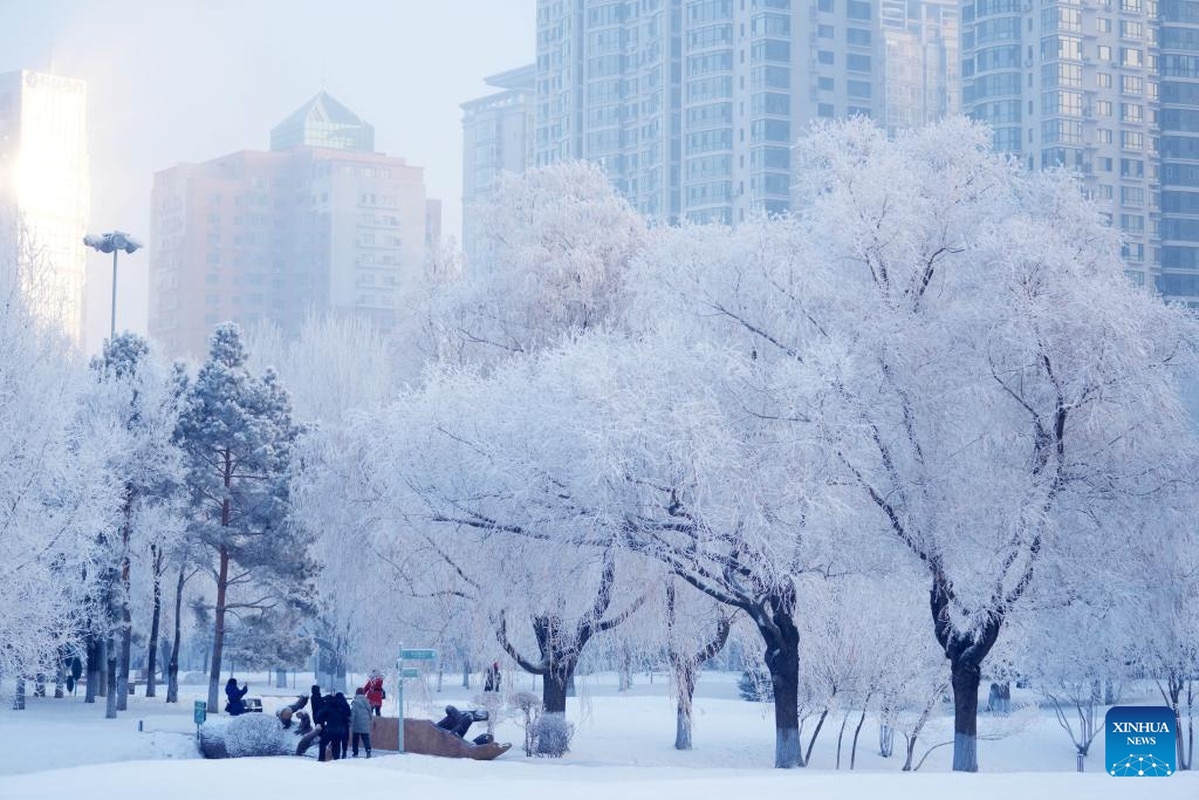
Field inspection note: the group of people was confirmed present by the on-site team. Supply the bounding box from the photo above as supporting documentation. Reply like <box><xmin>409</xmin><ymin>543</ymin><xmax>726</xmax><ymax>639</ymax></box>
<box><xmin>225</xmin><ymin>665</ymin><xmax>498</xmax><ymax>758</ymax></box>
<box><xmin>271</xmin><ymin>672</ymin><xmax>387</xmax><ymax>760</ymax></box>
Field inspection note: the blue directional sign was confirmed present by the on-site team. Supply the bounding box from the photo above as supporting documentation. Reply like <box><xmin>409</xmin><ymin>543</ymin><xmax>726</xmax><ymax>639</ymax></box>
<box><xmin>400</xmin><ymin>648</ymin><xmax>437</xmax><ymax>660</ymax></box>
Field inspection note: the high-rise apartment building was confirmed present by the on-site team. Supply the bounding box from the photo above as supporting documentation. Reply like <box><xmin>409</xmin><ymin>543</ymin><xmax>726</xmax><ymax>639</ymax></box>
<box><xmin>529</xmin><ymin>0</ymin><xmax>957</xmax><ymax>227</ymax></box>
<box><xmin>150</xmin><ymin>92</ymin><xmax>440</xmax><ymax>358</ymax></box>
<box><xmin>0</xmin><ymin>70</ymin><xmax>90</xmax><ymax>341</ymax></box>
<box><xmin>1158</xmin><ymin>0</ymin><xmax>1199</xmax><ymax>303</ymax></box>
<box><xmin>881</xmin><ymin>1</ymin><xmax>960</xmax><ymax>133</ymax></box>
<box><xmin>959</xmin><ymin>0</ymin><xmax>1199</xmax><ymax>298</ymax></box>
<box><xmin>461</xmin><ymin>64</ymin><xmax>536</xmax><ymax>275</ymax></box>
<box><xmin>536</xmin><ymin>0</ymin><xmax>681</xmax><ymax>221</ymax></box>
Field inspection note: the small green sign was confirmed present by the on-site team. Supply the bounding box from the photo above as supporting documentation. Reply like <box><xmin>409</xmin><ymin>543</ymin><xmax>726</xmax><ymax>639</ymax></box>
<box><xmin>400</xmin><ymin>648</ymin><xmax>437</xmax><ymax>660</ymax></box>
<box><xmin>193</xmin><ymin>700</ymin><xmax>207</xmax><ymax>725</ymax></box>
<box><xmin>400</xmin><ymin>667</ymin><xmax>421</xmax><ymax>678</ymax></box>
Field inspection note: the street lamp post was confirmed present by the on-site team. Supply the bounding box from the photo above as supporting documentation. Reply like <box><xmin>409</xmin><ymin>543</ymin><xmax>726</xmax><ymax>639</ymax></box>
<box><xmin>83</xmin><ymin>230</ymin><xmax>143</xmax><ymax>338</ymax></box>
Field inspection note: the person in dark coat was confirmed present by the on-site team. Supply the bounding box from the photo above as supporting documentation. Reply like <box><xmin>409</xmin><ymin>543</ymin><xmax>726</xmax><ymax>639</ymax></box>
<box><xmin>224</xmin><ymin>677</ymin><xmax>248</xmax><ymax>716</ymax></box>
<box><xmin>436</xmin><ymin>705</ymin><xmax>487</xmax><ymax>738</ymax></box>
<box><xmin>319</xmin><ymin>691</ymin><xmax>352</xmax><ymax>761</ymax></box>
<box><xmin>310</xmin><ymin>685</ymin><xmax>326</xmax><ymax>726</ymax></box>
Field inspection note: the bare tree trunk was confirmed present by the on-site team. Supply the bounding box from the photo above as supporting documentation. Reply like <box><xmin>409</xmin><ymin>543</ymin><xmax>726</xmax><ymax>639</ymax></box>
<box><xmin>759</xmin><ymin>604</ymin><xmax>801</xmax><ymax>768</ymax></box>
<box><xmin>116</xmin><ymin>498</ymin><xmax>133</xmax><ymax>712</ymax></box>
<box><xmin>207</xmin><ymin>544</ymin><xmax>230</xmax><ymax>713</ymax></box>
<box><xmin>85</xmin><ymin>636</ymin><xmax>100</xmax><ymax>703</ymax></box>
<box><xmin>105</xmin><ymin>636</ymin><xmax>118</xmax><ymax>719</ymax></box>
<box><xmin>804</xmin><ymin>705</ymin><xmax>831</xmax><ymax>766</ymax></box>
<box><xmin>950</xmin><ymin>659</ymin><xmax>981</xmax><ymax>772</ymax></box>
<box><xmin>12</xmin><ymin>678</ymin><xmax>25</xmax><ymax>710</ymax></box>
<box><xmin>850</xmin><ymin>702</ymin><xmax>869</xmax><ymax>769</ymax></box>
<box><xmin>836</xmin><ymin>711</ymin><xmax>851</xmax><ymax>769</ymax></box>
<box><xmin>167</xmin><ymin>566</ymin><xmax>186</xmax><ymax>703</ymax></box>
<box><xmin>145</xmin><ymin>544</ymin><xmax>164</xmax><ymax>698</ymax></box>
<box><xmin>931</xmin><ymin>577</ymin><xmax>1001</xmax><ymax>773</ymax></box>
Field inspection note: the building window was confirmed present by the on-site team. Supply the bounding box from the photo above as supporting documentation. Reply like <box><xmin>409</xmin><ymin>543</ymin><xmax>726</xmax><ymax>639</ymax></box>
<box><xmin>1122</xmin><ymin>130</ymin><xmax>1144</xmax><ymax>150</ymax></box>
<box><xmin>818</xmin><ymin>50</ymin><xmax>834</xmax><ymax>65</ymax></box>
<box><xmin>847</xmin><ymin>28</ymin><xmax>871</xmax><ymax>46</ymax></box>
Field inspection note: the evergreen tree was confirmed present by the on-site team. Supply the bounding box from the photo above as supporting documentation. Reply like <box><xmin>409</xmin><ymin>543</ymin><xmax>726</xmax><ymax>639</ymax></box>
<box><xmin>175</xmin><ymin>323</ymin><xmax>317</xmax><ymax>713</ymax></box>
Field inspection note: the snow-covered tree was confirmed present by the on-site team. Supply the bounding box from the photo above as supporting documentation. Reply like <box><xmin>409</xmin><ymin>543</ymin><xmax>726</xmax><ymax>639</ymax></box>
<box><xmin>175</xmin><ymin>323</ymin><xmax>318</xmax><ymax>712</ymax></box>
<box><xmin>0</xmin><ymin>216</ymin><xmax>116</xmax><ymax>702</ymax></box>
<box><xmin>643</xmin><ymin>116</ymin><xmax>1199</xmax><ymax>771</ymax></box>
<box><xmin>86</xmin><ymin>334</ymin><xmax>187</xmax><ymax>711</ymax></box>
<box><xmin>249</xmin><ymin>313</ymin><xmax>397</xmax><ymax>683</ymax></box>
<box><xmin>428</xmin><ymin>161</ymin><xmax>647</xmax><ymax>371</ymax></box>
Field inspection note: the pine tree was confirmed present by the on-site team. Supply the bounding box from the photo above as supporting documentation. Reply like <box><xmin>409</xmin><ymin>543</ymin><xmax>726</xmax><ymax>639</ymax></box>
<box><xmin>175</xmin><ymin>323</ymin><xmax>317</xmax><ymax>713</ymax></box>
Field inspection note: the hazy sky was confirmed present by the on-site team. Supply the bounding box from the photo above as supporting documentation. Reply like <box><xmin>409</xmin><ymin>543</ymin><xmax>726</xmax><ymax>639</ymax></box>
<box><xmin>0</xmin><ymin>0</ymin><xmax>535</xmax><ymax>350</ymax></box>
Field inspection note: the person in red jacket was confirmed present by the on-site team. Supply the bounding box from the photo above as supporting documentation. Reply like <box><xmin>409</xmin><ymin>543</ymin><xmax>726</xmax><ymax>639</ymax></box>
<box><xmin>363</xmin><ymin>671</ymin><xmax>385</xmax><ymax>717</ymax></box>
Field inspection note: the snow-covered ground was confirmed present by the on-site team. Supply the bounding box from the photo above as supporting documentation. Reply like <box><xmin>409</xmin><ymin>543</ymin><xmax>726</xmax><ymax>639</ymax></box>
<box><xmin>1</xmin><ymin>671</ymin><xmax>1194</xmax><ymax>799</ymax></box>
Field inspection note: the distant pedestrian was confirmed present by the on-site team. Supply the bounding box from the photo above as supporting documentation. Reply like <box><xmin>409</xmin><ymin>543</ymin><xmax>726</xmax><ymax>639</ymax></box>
<box><xmin>363</xmin><ymin>671</ymin><xmax>385</xmax><ymax>717</ymax></box>
<box><xmin>350</xmin><ymin>688</ymin><xmax>373</xmax><ymax>757</ymax></box>
<box><xmin>224</xmin><ymin>677</ymin><xmax>248</xmax><ymax>716</ymax></box>
<box><xmin>484</xmin><ymin>661</ymin><xmax>502</xmax><ymax>693</ymax></box>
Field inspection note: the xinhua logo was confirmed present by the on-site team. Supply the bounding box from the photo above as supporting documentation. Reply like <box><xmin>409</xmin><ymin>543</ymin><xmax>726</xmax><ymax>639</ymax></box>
<box><xmin>1106</xmin><ymin>706</ymin><xmax>1176</xmax><ymax>777</ymax></box>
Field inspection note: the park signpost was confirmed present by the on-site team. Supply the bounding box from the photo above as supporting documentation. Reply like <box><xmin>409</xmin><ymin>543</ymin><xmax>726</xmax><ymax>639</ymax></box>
<box><xmin>395</xmin><ymin>646</ymin><xmax>437</xmax><ymax>753</ymax></box>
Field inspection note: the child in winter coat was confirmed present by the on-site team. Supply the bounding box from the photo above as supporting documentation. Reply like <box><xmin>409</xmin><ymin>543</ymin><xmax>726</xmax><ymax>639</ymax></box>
<box><xmin>350</xmin><ymin>688</ymin><xmax>373</xmax><ymax>757</ymax></box>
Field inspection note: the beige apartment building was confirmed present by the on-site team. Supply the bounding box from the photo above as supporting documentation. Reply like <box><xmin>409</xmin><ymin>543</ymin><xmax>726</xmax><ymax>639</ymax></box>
<box><xmin>150</xmin><ymin>92</ymin><xmax>439</xmax><ymax>358</ymax></box>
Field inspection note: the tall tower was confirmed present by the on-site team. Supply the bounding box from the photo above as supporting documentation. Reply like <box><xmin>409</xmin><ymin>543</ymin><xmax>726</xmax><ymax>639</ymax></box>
<box><xmin>0</xmin><ymin>70</ymin><xmax>90</xmax><ymax>341</ymax></box>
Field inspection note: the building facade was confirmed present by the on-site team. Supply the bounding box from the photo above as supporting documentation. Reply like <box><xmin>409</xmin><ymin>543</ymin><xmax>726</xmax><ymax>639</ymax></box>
<box><xmin>0</xmin><ymin>70</ymin><xmax>90</xmax><ymax>341</ymax></box>
<box><xmin>1158</xmin><ymin>0</ymin><xmax>1199</xmax><ymax>302</ymax></box>
<box><xmin>958</xmin><ymin>0</ymin><xmax>1199</xmax><ymax>297</ymax></box>
<box><xmin>529</xmin><ymin>0</ymin><xmax>957</xmax><ymax>226</ymax></box>
<box><xmin>461</xmin><ymin>64</ymin><xmax>535</xmax><ymax>275</ymax></box>
<box><xmin>150</xmin><ymin>93</ymin><xmax>439</xmax><ymax>358</ymax></box>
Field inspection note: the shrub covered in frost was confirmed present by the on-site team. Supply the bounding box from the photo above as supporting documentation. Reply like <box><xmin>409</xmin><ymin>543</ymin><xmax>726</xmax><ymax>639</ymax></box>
<box><xmin>532</xmin><ymin>712</ymin><xmax>573</xmax><ymax>758</ymax></box>
<box><xmin>222</xmin><ymin>713</ymin><xmax>293</xmax><ymax>757</ymax></box>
